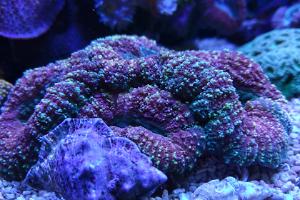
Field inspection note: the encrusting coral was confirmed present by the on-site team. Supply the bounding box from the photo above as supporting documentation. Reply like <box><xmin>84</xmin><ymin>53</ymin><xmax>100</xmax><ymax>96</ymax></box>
<box><xmin>25</xmin><ymin>118</ymin><xmax>167</xmax><ymax>200</ymax></box>
<box><xmin>0</xmin><ymin>35</ymin><xmax>291</xmax><ymax>181</ymax></box>
<box><xmin>240</xmin><ymin>28</ymin><xmax>300</xmax><ymax>99</ymax></box>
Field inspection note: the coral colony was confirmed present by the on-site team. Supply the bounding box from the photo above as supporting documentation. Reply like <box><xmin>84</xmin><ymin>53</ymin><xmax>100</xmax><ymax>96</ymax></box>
<box><xmin>0</xmin><ymin>1</ymin><xmax>300</xmax><ymax>200</ymax></box>
<box><xmin>240</xmin><ymin>28</ymin><xmax>300</xmax><ymax>99</ymax></box>
<box><xmin>0</xmin><ymin>79</ymin><xmax>12</xmax><ymax>108</ymax></box>
<box><xmin>0</xmin><ymin>0</ymin><xmax>65</xmax><ymax>39</ymax></box>
<box><xmin>0</xmin><ymin>35</ymin><xmax>293</xmax><ymax>198</ymax></box>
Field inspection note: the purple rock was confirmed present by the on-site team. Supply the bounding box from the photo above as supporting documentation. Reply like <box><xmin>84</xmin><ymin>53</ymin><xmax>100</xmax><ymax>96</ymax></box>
<box><xmin>24</xmin><ymin>118</ymin><xmax>167</xmax><ymax>200</ymax></box>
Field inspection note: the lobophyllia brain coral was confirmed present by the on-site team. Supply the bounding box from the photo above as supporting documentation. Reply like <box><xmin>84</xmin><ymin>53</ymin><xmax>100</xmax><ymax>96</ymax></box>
<box><xmin>0</xmin><ymin>79</ymin><xmax>12</xmax><ymax>109</ymax></box>
<box><xmin>0</xmin><ymin>35</ymin><xmax>291</xmax><ymax>181</ymax></box>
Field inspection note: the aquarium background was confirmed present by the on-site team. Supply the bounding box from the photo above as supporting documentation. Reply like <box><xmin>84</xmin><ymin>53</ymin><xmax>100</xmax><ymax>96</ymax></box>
<box><xmin>1</xmin><ymin>0</ymin><xmax>297</xmax><ymax>82</ymax></box>
<box><xmin>0</xmin><ymin>0</ymin><xmax>300</xmax><ymax>199</ymax></box>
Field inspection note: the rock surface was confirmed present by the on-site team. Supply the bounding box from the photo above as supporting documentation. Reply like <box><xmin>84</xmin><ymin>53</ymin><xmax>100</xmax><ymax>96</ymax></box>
<box><xmin>25</xmin><ymin>118</ymin><xmax>167</xmax><ymax>200</ymax></box>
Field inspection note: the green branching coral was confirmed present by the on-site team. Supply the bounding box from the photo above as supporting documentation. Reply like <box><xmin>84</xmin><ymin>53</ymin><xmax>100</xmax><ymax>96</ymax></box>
<box><xmin>239</xmin><ymin>29</ymin><xmax>300</xmax><ymax>99</ymax></box>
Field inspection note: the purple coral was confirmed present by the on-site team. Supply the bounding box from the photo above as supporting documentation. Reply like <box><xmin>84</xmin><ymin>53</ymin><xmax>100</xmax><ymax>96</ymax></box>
<box><xmin>224</xmin><ymin>98</ymin><xmax>291</xmax><ymax>167</ymax></box>
<box><xmin>187</xmin><ymin>50</ymin><xmax>285</xmax><ymax>102</ymax></box>
<box><xmin>0</xmin><ymin>80</ymin><xmax>12</xmax><ymax>109</ymax></box>
<box><xmin>112</xmin><ymin>126</ymin><xmax>205</xmax><ymax>174</ymax></box>
<box><xmin>152</xmin><ymin>51</ymin><xmax>243</xmax><ymax>152</ymax></box>
<box><xmin>0</xmin><ymin>0</ymin><xmax>65</xmax><ymax>39</ymax></box>
<box><xmin>0</xmin><ymin>114</ymin><xmax>37</xmax><ymax>179</ymax></box>
<box><xmin>115</xmin><ymin>85</ymin><xmax>194</xmax><ymax>132</ymax></box>
<box><xmin>25</xmin><ymin>118</ymin><xmax>167</xmax><ymax>200</ymax></box>
<box><xmin>244</xmin><ymin>98</ymin><xmax>291</xmax><ymax>167</ymax></box>
<box><xmin>0</xmin><ymin>35</ymin><xmax>290</xmax><ymax>181</ymax></box>
<box><xmin>79</xmin><ymin>85</ymin><xmax>206</xmax><ymax>174</ymax></box>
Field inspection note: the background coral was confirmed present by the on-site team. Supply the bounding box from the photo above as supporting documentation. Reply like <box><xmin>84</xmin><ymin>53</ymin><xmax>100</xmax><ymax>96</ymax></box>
<box><xmin>191</xmin><ymin>38</ymin><xmax>237</xmax><ymax>51</ymax></box>
<box><xmin>272</xmin><ymin>3</ymin><xmax>300</xmax><ymax>29</ymax></box>
<box><xmin>1</xmin><ymin>0</ymin><xmax>298</xmax><ymax>84</ymax></box>
<box><xmin>0</xmin><ymin>0</ymin><xmax>65</xmax><ymax>39</ymax></box>
<box><xmin>94</xmin><ymin>0</ymin><xmax>137</xmax><ymax>29</ymax></box>
<box><xmin>25</xmin><ymin>118</ymin><xmax>167</xmax><ymax>200</ymax></box>
<box><xmin>93</xmin><ymin>0</ymin><xmax>247</xmax><ymax>36</ymax></box>
<box><xmin>196</xmin><ymin>0</ymin><xmax>247</xmax><ymax>35</ymax></box>
<box><xmin>240</xmin><ymin>28</ymin><xmax>300</xmax><ymax>99</ymax></box>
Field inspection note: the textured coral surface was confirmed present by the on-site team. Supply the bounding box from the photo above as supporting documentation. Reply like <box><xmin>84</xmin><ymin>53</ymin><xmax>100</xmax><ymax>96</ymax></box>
<box><xmin>0</xmin><ymin>35</ymin><xmax>291</xmax><ymax>181</ymax></box>
<box><xmin>0</xmin><ymin>0</ymin><xmax>65</xmax><ymax>39</ymax></box>
<box><xmin>240</xmin><ymin>28</ymin><xmax>300</xmax><ymax>99</ymax></box>
<box><xmin>0</xmin><ymin>79</ymin><xmax>12</xmax><ymax>109</ymax></box>
<box><xmin>151</xmin><ymin>99</ymin><xmax>300</xmax><ymax>200</ymax></box>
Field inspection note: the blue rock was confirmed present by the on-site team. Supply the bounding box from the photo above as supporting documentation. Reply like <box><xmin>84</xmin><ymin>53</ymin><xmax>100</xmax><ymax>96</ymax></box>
<box><xmin>192</xmin><ymin>177</ymin><xmax>290</xmax><ymax>200</ymax></box>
